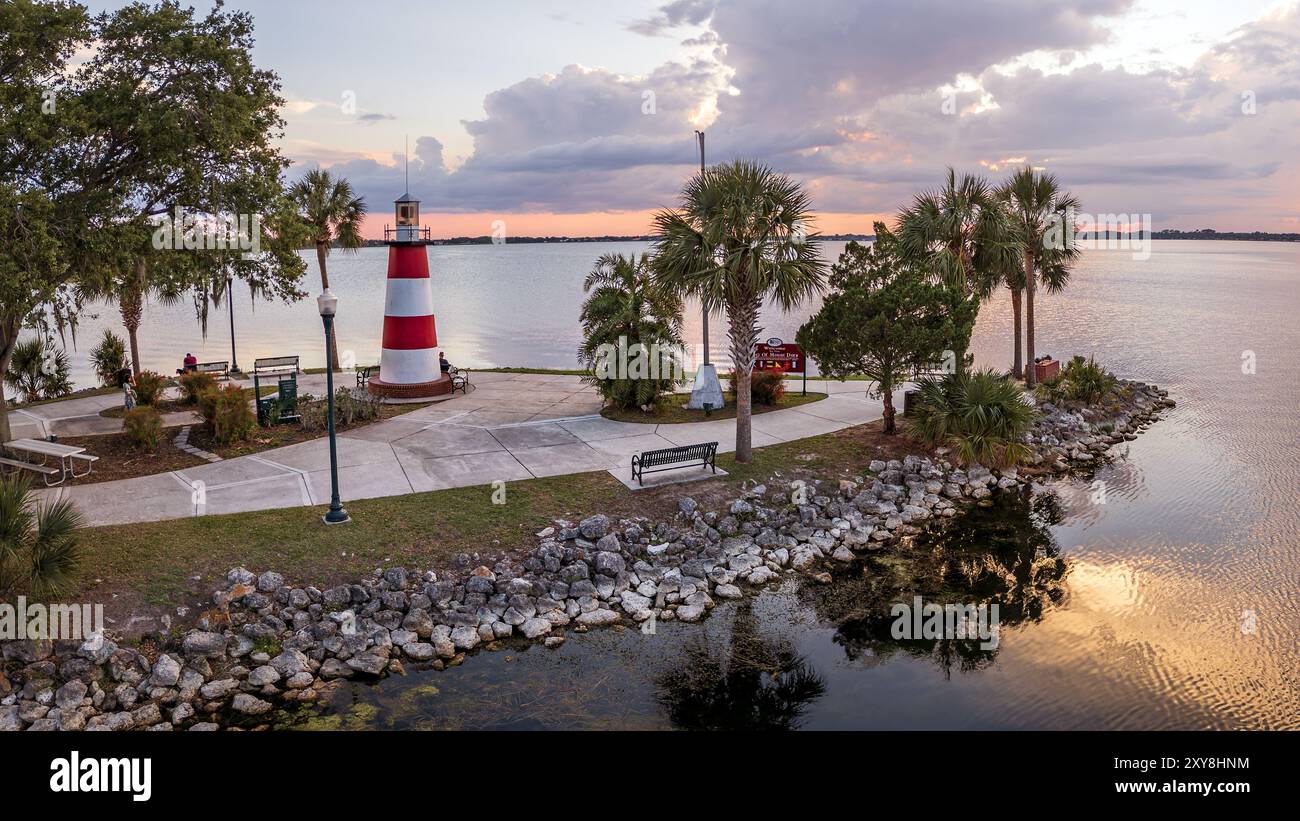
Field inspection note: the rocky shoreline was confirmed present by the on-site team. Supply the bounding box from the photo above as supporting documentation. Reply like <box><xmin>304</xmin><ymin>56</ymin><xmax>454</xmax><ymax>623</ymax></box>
<box><xmin>0</xmin><ymin>380</ymin><xmax>1173</xmax><ymax>731</ymax></box>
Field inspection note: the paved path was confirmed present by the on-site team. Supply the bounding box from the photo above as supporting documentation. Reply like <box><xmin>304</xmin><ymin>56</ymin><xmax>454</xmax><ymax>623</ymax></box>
<box><xmin>30</xmin><ymin>372</ymin><xmax>898</xmax><ymax>528</ymax></box>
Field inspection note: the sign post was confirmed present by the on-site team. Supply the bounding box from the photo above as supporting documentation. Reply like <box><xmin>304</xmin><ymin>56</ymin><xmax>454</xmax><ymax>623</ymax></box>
<box><xmin>753</xmin><ymin>337</ymin><xmax>807</xmax><ymax>395</ymax></box>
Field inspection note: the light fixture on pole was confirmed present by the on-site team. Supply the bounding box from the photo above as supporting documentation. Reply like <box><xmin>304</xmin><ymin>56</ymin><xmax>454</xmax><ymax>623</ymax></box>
<box><xmin>685</xmin><ymin>129</ymin><xmax>724</xmax><ymax>411</ymax></box>
<box><xmin>227</xmin><ymin>272</ymin><xmax>241</xmax><ymax>374</ymax></box>
<box><xmin>317</xmin><ymin>288</ymin><xmax>349</xmax><ymax>524</ymax></box>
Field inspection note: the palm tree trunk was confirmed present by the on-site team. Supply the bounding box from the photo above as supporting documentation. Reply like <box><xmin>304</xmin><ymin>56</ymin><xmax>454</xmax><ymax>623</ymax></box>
<box><xmin>316</xmin><ymin>242</ymin><xmax>338</xmax><ymax>370</ymax></box>
<box><xmin>1010</xmin><ymin>286</ymin><xmax>1024</xmax><ymax>379</ymax></box>
<box><xmin>120</xmin><ymin>272</ymin><xmax>144</xmax><ymax>378</ymax></box>
<box><xmin>0</xmin><ymin>316</ymin><xmax>19</xmax><ymax>443</ymax></box>
<box><xmin>1023</xmin><ymin>249</ymin><xmax>1038</xmax><ymax>387</ymax></box>
<box><xmin>729</xmin><ymin>294</ymin><xmax>761</xmax><ymax>464</ymax></box>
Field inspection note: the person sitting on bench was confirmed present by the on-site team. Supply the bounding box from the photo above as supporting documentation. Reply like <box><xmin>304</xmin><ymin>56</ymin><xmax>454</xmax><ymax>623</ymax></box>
<box><xmin>439</xmin><ymin>352</ymin><xmax>452</xmax><ymax>374</ymax></box>
<box><xmin>177</xmin><ymin>352</ymin><xmax>198</xmax><ymax>375</ymax></box>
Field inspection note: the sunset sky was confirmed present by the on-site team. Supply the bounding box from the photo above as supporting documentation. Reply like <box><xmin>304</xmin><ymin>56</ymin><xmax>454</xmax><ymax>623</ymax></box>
<box><xmin>94</xmin><ymin>0</ymin><xmax>1300</xmax><ymax>237</ymax></box>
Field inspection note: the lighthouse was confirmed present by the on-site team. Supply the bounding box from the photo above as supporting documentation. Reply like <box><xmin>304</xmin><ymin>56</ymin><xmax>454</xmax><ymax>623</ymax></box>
<box><xmin>367</xmin><ymin>192</ymin><xmax>453</xmax><ymax>398</ymax></box>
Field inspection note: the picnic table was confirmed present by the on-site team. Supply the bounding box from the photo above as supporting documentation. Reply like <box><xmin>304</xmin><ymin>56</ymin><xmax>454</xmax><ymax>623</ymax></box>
<box><xmin>1</xmin><ymin>438</ymin><xmax>98</xmax><ymax>485</ymax></box>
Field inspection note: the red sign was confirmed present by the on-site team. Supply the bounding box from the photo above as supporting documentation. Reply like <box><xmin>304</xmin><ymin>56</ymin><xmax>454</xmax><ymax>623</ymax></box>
<box><xmin>753</xmin><ymin>339</ymin><xmax>805</xmax><ymax>373</ymax></box>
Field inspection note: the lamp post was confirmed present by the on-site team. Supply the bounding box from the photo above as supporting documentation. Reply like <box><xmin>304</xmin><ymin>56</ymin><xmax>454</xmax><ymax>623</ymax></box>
<box><xmin>317</xmin><ymin>289</ymin><xmax>349</xmax><ymax>524</ymax></box>
<box><xmin>685</xmin><ymin>130</ymin><xmax>724</xmax><ymax>411</ymax></box>
<box><xmin>227</xmin><ymin>273</ymin><xmax>241</xmax><ymax>374</ymax></box>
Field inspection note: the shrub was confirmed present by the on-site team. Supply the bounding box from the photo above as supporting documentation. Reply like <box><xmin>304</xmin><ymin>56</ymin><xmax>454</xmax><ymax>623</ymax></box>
<box><xmin>122</xmin><ymin>406</ymin><xmax>163</xmax><ymax>451</ymax></box>
<box><xmin>1034</xmin><ymin>355</ymin><xmax>1118</xmax><ymax>405</ymax></box>
<box><xmin>133</xmin><ymin>370</ymin><xmax>168</xmax><ymax>405</ymax></box>
<box><xmin>4</xmin><ymin>336</ymin><xmax>72</xmax><ymax>402</ymax></box>
<box><xmin>726</xmin><ymin>370</ymin><xmax>786</xmax><ymax>406</ymax></box>
<box><xmin>178</xmin><ymin>370</ymin><xmax>216</xmax><ymax>404</ymax></box>
<box><xmin>300</xmin><ymin>389</ymin><xmax>382</xmax><ymax>433</ymax></box>
<box><xmin>910</xmin><ymin>369</ymin><xmax>1039</xmax><ymax>467</ymax></box>
<box><xmin>197</xmin><ymin>384</ymin><xmax>256</xmax><ymax>444</ymax></box>
<box><xmin>0</xmin><ymin>474</ymin><xmax>83</xmax><ymax>598</ymax></box>
<box><xmin>90</xmin><ymin>330</ymin><xmax>130</xmax><ymax>387</ymax></box>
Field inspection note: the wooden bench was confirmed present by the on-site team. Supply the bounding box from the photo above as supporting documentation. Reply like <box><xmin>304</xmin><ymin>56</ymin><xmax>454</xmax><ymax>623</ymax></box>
<box><xmin>253</xmin><ymin>355</ymin><xmax>299</xmax><ymax>374</ymax></box>
<box><xmin>195</xmin><ymin>361</ymin><xmax>230</xmax><ymax>381</ymax></box>
<box><xmin>631</xmin><ymin>441</ymin><xmax>718</xmax><ymax>485</ymax></box>
<box><xmin>0</xmin><ymin>455</ymin><xmax>64</xmax><ymax>486</ymax></box>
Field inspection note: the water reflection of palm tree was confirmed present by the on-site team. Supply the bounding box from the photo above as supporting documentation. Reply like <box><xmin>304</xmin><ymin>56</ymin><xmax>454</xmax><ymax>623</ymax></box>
<box><xmin>804</xmin><ymin>488</ymin><xmax>1069</xmax><ymax>676</ymax></box>
<box><xmin>655</xmin><ymin>602</ymin><xmax>826</xmax><ymax>730</ymax></box>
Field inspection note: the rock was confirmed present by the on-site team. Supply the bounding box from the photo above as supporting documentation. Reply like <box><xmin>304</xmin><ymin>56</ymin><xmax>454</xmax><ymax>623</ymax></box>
<box><xmin>544</xmin><ymin>636</ymin><xmax>566</xmax><ymax>649</ymax></box>
<box><xmin>149</xmin><ymin>654</ymin><xmax>182</xmax><ymax>687</ymax></box>
<box><xmin>182</xmin><ymin>631</ymin><xmax>227</xmax><ymax>659</ymax></box>
<box><xmin>746</xmin><ymin>566</ymin><xmax>779</xmax><ymax>585</ymax></box>
<box><xmin>231</xmin><ymin>693</ymin><xmax>272</xmax><ymax>715</ymax></box>
<box><xmin>450</xmin><ymin>625</ymin><xmax>480</xmax><ymax>651</ymax></box>
<box><xmin>713</xmin><ymin>583</ymin><xmax>743</xmax><ymax>599</ymax></box>
<box><xmin>0</xmin><ymin>705</ymin><xmax>23</xmax><ymax>732</ymax></box>
<box><xmin>575</xmin><ymin>609</ymin><xmax>620</xmax><ymax>627</ymax></box>
<box><xmin>248</xmin><ymin>666</ymin><xmax>281</xmax><ymax>687</ymax></box>
<box><xmin>188</xmin><ymin>722</ymin><xmax>220</xmax><ymax>731</ymax></box>
<box><xmin>676</xmin><ymin>604</ymin><xmax>706</xmax><ymax>622</ymax></box>
<box><xmin>578</xmin><ymin>514</ymin><xmax>610</xmax><ymax>540</ymax></box>
<box><xmin>618</xmin><ymin>591</ymin><xmax>653</xmax><ymax>617</ymax></box>
<box><xmin>319</xmin><ymin>659</ymin><xmax>353</xmax><ymax>679</ymax></box>
<box><xmin>286</xmin><ymin>672</ymin><xmax>314</xmax><ymax>689</ymax></box>
<box><xmin>269</xmin><ymin>649</ymin><xmax>310</xmax><ymax>678</ymax></box>
<box><xmin>519</xmin><ymin>618</ymin><xmax>553</xmax><ymax>639</ymax></box>
<box><xmin>595</xmin><ymin>551</ymin><xmax>625</xmax><ymax>577</ymax></box>
<box><xmin>832</xmin><ymin>546</ymin><xmax>854</xmax><ymax>562</ymax></box>
<box><xmin>54</xmin><ymin>680</ymin><xmax>87</xmax><ymax>710</ymax></box>
<box><xmin>347</xmin><ymin>652</ymin><xmax>388</xmax><ymax>676</ymax></box>
<box><xmin>678</xmin><ymin>497</ymin><xmax>698</xmax><ymax>516</ymax></box>
<box><xmin>402</xmin><ymin>642</ymin><xmax>436</xmax><ymax>661</ymax></box>
<box><xmin>256</xmin><ymin>571</ymin><xmax>285</xmax><ymax>592</ymax></box>
<box><xmin>199</xmin><ymin>678</ymin><xmax>240</xmax><ymax>700</ymax></box>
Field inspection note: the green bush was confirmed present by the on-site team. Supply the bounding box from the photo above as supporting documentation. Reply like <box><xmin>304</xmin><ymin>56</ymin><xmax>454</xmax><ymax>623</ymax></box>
<box><xmin>197</xmin><ymin>384</ymin><xmax>256</xmax><ymax>444</ymax></box>
<box><xmin>90</xmin><ymin>330</ymin><xmax>130</xmax><ymax>387</ymax></box>
<box><xmin>133</xmin><ymin>370</ymin><xmax>168</xmax><ymax>405</ymax></box>
<box><xmin>300</xmin><ymin>389</ymin><xmax>382</xmax><ymax>433</ymax></box>
<box><xmin>726</xmin><ymin>370</ymin><xmax>787</xmax><ymax>406</ymax></box>
<box><xmin>0</xmin><ymin>474</ymin><xmax>83</xmax><ymax>598</ymax></box>
<box><xmin>4</xmin><ymin>336</ymin><xmax>72</xmax><ymax>402</ymax></box>
<box><xmin>178</xmin><ymin>370</ymin><xmax>216</xmax><ymax>404</ymax></box>
<box><xmin>1034</xmin><ymin>355</ymin><xmax>1117</xmax><ymax>404</ymax></box>
<box><xmin>122</xmin><ymin>406</ymin><xmax>163</xmax><ymax>451</ymax></box>
<box><xmin>910</xmin><ymin>369</ymin><xmax>1039</xmax><ymax>467</ymax></box>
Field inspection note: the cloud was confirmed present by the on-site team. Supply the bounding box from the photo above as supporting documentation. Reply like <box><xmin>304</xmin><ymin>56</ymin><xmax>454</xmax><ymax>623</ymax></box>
<box><xmin>291</xmin><ymin>0</ymin><xmax>1300</xmax><ymax>230</ymax></box>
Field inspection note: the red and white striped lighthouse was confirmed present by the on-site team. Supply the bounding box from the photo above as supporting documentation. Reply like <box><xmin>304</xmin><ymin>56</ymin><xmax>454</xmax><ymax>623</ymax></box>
<box><xmin>367</xmin><ymin>192</ymin><xmax>453</xmax><ymax>398</ymax></box>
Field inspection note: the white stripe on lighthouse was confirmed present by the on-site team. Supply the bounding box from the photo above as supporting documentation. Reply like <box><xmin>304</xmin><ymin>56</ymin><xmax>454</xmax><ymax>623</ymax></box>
<box><xmin>383</xmin><ymin>278</ymin><xmax>436</xmax><ymax>317</ymax></box>
<box><xmin>379</xmin><ymin>347</ymin><xmax>440</xmax><ymax>384</ymax></box>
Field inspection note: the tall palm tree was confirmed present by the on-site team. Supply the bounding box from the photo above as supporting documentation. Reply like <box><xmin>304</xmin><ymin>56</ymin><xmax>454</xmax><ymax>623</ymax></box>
<box><xmin>290</xmin><ymin>169</ymin><xmax>367</xmax><ymax>370</ymax></box>
<box><xmin>998</xmin><ymin>167</ymin><xmax>1080</xmax><ymax>386</ymax></box>
<box><xmin>578</xmin><ymin>253</ymin><xmax>684</xmax><ymax>409</ymax></box>
<box><xmin>651</xmin><ymin>160</ymin><xmax>825</xmax><ymax>463</ymax></box>
<box><xmin>897</xmin><ymin>168</ymin><xmax>1011</xmax><ymax>372</ymax></box>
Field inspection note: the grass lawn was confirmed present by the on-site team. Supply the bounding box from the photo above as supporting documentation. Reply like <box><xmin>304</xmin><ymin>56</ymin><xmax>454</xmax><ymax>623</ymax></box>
<box><xmin>601</xmin><ymin>391</ymin><xmax>827</xmax><ymax>424</ymax></box>
<box><xmin>74</xmin><ymin>418</ymin><xmax>929</xmax><ymax>630</ymax></box>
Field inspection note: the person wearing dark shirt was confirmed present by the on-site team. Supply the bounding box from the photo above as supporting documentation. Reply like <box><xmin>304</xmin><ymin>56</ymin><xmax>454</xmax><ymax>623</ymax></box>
<box><xmin>439</xmin><ymin>352</ymin><xmax>451</xmax><ymax>374</ymax></box>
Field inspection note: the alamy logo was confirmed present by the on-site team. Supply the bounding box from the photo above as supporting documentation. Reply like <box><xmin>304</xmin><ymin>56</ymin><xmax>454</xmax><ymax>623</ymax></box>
<box><xmin>593</xmin><ymin>336</ymin><xmax>685</xmax><ymax>381</ymax></box>
<box><xmin>0</xmin><ymin>597</ymin><xmax>104</xmax><ymax>640</ymax></box>
<box><xmin>50</xmin><ymin>751</ymin><xmax>152</xmax><ymax>802</ymax></box>
<box><xmin>151</xmin><ymin>206</ymin><xmax>261</xmax><ymax>256</ymax></box>
<box><xmin>890</xmin><ymin>595</ymin><xmax>1000</xmax><ymax>650</ymax></box>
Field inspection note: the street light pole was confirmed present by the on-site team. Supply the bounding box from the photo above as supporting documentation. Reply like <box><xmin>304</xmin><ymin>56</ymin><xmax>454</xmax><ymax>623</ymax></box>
<box><xmin>695</xmin><ymin>129</ymin><xmax>708</xmax><ymax>365</ymax></box>
<box><xmin>317</xmin><ymin>289</ymin><xmax>349</xmax><ymax>524</ymax></box>
<box><xmin>227</xmin><ymin>273</ymin><xmax>240</xmax><ymax>374</ymax></box>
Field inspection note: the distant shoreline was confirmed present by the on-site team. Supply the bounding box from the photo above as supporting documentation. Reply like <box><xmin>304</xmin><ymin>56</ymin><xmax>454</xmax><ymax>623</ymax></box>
<box><xmin>355</xmin><ymin>230</ymin><xmax>1298</xmax><ymax>247</ymax></box>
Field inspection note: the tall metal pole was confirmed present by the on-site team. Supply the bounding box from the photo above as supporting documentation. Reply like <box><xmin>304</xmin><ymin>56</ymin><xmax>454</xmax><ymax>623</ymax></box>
<box><xmin>227</xmin><ymin>273</ymin><xmax>240</xmax><ymax>374</ymax></box>
<box><xmin>321</xmin><ymin>311</ymin><xmax>349</xmax><ymax>524</ymax></box>
<box><xmin>695</xmin><ymin>130</ymin><xmax>708</xmax><ymax>366</ymax></box>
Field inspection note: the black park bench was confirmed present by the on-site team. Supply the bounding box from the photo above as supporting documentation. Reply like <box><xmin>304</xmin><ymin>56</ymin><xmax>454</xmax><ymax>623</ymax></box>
<box><xmin>194</xmin><ymin>361</ymin><xmax>230</xmax><ymax>381</ymax></box>
<box><xmin>631</xmin><ymin>441</ymin><xmax>718</xmax><ymax>485</ymax></box>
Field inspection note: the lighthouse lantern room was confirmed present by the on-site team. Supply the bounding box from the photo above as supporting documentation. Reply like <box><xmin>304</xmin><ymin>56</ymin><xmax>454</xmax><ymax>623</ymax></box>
<box><xmin>367</xmin><ymin>192</ymin><xmax>452</xmax><ymax>398</ymax></box>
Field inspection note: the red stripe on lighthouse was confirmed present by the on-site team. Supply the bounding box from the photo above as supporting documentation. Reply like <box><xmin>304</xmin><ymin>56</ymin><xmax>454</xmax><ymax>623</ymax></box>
<box><xmin>382</xmin><ymin>314</ymin><xmax>438</xmax><ymax>349</ymax></box>
<box><xmin>386</xmin><ymin>245</ymin><xmax>429</xmax><ymax>278</ymax></box>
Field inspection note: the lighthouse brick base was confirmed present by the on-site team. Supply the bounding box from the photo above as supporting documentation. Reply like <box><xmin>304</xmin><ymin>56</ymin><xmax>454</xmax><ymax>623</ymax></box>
<box><xmin>367</xmin><ymin>373</ymin><xmax>454</xmax><ymax>399</ymax></box>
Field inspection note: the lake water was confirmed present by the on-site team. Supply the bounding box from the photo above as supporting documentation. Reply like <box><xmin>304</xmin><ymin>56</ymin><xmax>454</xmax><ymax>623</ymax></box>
<box><xmin>65</xmin><ymin>239</ymin><xmax>1300</xmax><ymax>729</ymax></box>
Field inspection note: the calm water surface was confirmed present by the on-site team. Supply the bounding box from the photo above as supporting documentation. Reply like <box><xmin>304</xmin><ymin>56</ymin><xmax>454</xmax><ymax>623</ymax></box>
<box><xmin>64</xmin><ymin>240</ymin><xmax>1298</xmax><ymax>729</ymax></box>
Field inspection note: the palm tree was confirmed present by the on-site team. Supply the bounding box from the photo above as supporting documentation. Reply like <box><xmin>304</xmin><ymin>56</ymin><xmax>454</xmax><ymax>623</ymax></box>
<box><xmin>999</xmin><ymin>167</ymin><xmax>1080</xmax><ymax>386</ymax></box>
<box><xmin>578</xmin><ymin>253</ymin><xmax>685</xmax><ymax>409</ymax></box>
<box><xmin>897</xmin><ymin>168</ymin><xmax>1011</xmax><ymax>372</ymax></box>
<box><xmin>651</xmin><ymin>160</ymin><xmax>825</xmax><ymax>463</ymax></box>
<box><xmin>290</xmin><ymin>169</ymin><xmax>367</xmax><ymax>370</ymax></box>
<box><xmin>0</xmin><ymin>474</ymin><xmax>83</xmax><ymax>598</ymax></box>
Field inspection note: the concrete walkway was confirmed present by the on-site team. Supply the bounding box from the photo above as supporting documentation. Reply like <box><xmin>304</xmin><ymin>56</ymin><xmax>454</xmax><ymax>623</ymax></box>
<box><xmin>30</xmin><ymin>372</ymin><xmax>899</xmax><ymax>528</ymax></box>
